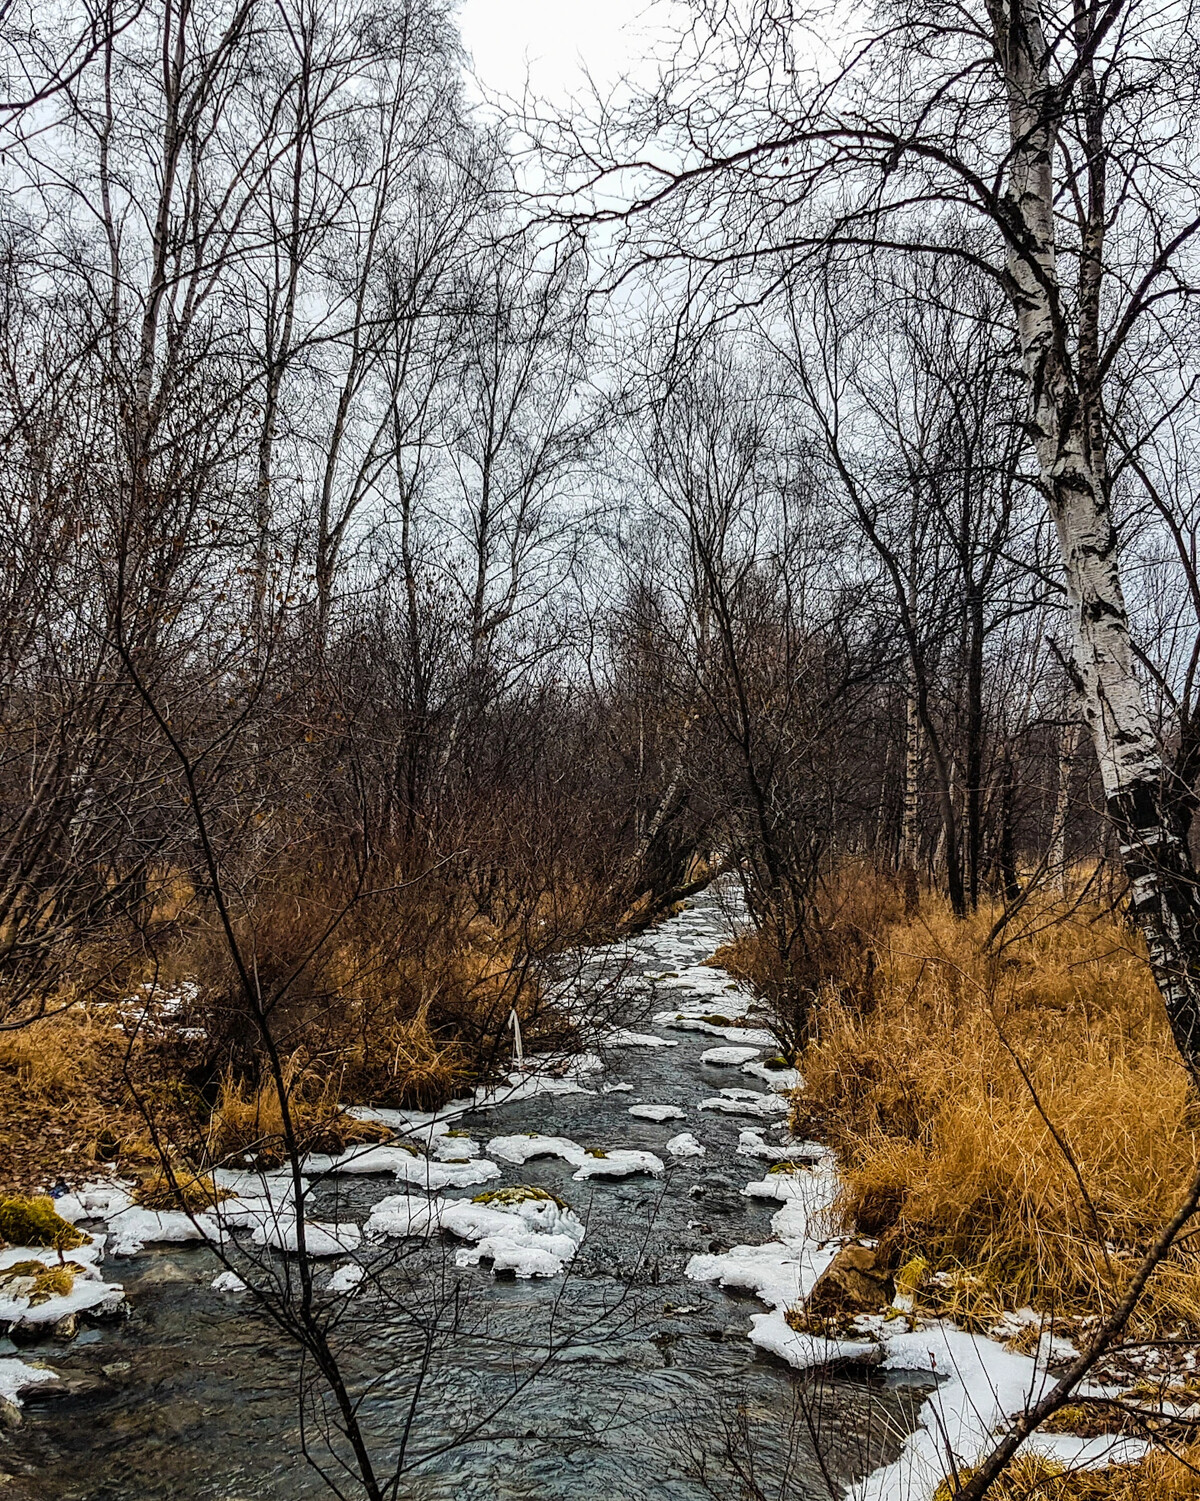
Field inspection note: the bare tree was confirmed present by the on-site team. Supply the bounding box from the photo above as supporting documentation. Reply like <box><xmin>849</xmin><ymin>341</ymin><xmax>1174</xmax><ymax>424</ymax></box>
<box><xmin>549</xmin><ymin>0</ymin><xmax>1200</xmax><ymax>1080</ymax></box>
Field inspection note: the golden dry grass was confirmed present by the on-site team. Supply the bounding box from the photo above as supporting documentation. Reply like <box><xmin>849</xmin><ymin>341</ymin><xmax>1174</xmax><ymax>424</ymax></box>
<box><xmin>933</xmin><ymin>1448</ymin><xmax>1200</xmax><ymax>1499</ymax></box>
<box><xmin>0</xmin><ymin>1008</ymin><xmax>154</xmax><ymax>1190</ymax></box>
<box><xmin>0</xmin><ymin>843</ymin><xmax>614</xmax><ymax>1191</ymax></box>
<box><xmin>203</xmin><ymin>1054</ymin><xmax>350</xmax><ymax>1165</ymax></box>
<box><xmin>132</xmin><ymin>1168</ymin><xmax>233</xmax><ymax>1212</ymax></box>
<box><xmin>790</xmin><ymin>883</ymin><xmax>1200</xmax><ymax>1323</ymax></box>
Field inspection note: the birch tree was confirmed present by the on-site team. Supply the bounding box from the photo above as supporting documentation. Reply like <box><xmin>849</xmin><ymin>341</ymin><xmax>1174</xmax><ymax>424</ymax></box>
<box><xmin>557</xmin><ymin>0</ymin><xmax>1200</xmax><ymax>1080</ymax></box>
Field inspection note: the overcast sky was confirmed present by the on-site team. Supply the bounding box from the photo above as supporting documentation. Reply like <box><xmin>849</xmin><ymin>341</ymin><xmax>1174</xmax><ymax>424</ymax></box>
<box><xmin>457</xmin><ymin>0</ymin><xmax>679</xmax><ymax>104</ymax></box>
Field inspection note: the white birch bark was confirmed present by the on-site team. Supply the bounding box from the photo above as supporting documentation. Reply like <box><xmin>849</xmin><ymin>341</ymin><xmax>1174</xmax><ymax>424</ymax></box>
<box><xmin>993</xmin><ymin>0</ymin><xmax>1200</xmax><ymax>1080</ymax></box>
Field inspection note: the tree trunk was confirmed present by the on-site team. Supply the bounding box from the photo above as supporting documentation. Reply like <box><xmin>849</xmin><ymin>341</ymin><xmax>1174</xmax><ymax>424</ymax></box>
<box><xmin>1050</xmin><ymin>720</ymin><xmax>1080</xmax><ymax>895</ymax></box>
<box><xmin>994</xmin><ymin>0</ymin><xmax>1200</xmax><ymax>1083</ymax></box>
<box><xmin>899</xmin><ymin>680</ymin><xmax>921</xmax><ymax>912</ymax></box>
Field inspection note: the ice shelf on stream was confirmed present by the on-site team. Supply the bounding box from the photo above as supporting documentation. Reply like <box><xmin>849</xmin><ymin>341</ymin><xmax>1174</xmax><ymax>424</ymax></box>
<box><xmin>687</xmin><ymin>1145</ymin><xmax>1149</xmax><ymax>1498</ymax></box>
<box><xmin>0</xmin><ymin>1356</ymin><xmax>59</xmax><ymax>1407</ymax></box>
<box><xmin>366</xmin><ymin>1192</ymin><xmax>586</xmax><ymax>1278</ymax></box>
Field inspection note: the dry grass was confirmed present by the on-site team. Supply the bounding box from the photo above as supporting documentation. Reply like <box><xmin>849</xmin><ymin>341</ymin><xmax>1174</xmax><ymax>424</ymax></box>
<box><xmin>0</xmin><ymin>900</ymin><xmax>519</xmax><ymax>1189</ymax></box>
<box><xmin>716</xmin><ymin>860</ymin><xmax>909</xmax><ymax>1046</ymax></box>
<box><xmin>338</xmin><ymin>1002</ymin><xmax>470</xmax><ymax>1112</ymax></box>
<box><xmin>167</xmin><ymin>871</ymin><xmax>551</xmax><ymax>1098</ymax></box>
<box><xmin>0</xmin><ymin>1008</ymin><xmax>155</xmax><ymax>1190</ymax></box>
<box><xmin>132</xmin><ymin>1168</ymin><xmax>233</xmax><ymax>1212</ymax></box>
<box><xmin>0</xmin><ymin>835</ymin><xmax>624</xmax><ymax>1192</ymax></box>
<box><xmin>787</xmin><ymin>881</ymin><xmax>1200</xmax><ymax>1324</ymax></box>
<box><xmin>0</xmin><ymin>1257</ymin><xmax>83</xmax><ymax>1304</ymax></box>
<box><xmin>933</xmin><ymin>1448</ymin><xmax>1200</xmax><ymax>1499</ymax></box>
<box><xmin>202</xmin><ymin>1055</ymin><xmax>359</xmax><ymax>1167</ymax></box>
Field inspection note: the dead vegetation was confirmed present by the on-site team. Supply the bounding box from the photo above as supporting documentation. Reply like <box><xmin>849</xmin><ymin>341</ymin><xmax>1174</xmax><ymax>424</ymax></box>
<box><xmin>0</xmin><ymin>840</ymin><xmax>630</xmax><ymax>1191</ymax></box>
<box><xmin>933</xmin><ymin>1449</ymin><xmax>1200</xmax><ymax>1499</ymax></box>
<box><xmin>777</xmin><ymin>873</ymin><xmax>1200</xmax><ymax>1330</ymax></box>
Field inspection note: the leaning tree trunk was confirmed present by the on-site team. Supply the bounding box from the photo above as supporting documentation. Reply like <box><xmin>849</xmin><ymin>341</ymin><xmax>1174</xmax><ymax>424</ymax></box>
<box><xmin>995</xmin><ymin>0</ymin><xmax>1200</xmax><ymax>1084</ymax></box>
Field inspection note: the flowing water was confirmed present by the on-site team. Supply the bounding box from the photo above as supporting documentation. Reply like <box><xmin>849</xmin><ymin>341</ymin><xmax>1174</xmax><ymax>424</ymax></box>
<box><xmin>3</xmin><ymin>888</ymin><xmax>929</xmax><ymax>1500</ymax></box>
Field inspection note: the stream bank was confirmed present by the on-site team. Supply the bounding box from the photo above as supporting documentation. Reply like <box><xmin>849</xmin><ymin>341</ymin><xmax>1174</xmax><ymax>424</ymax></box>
<box><xmin>2</xmin><ymin>887</ymin><xmax>931</xmax><ymax>1500</ymax></box>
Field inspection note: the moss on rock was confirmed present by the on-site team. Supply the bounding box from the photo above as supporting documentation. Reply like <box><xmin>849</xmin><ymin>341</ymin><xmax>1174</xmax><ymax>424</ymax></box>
<box><xmin>0</xmin><ymin>1194</ymin><xmax>91</xmax><ymax>1251</ymax></box>
<box><xmin>472</xmin><ymin>1185</ymin><xmax>567</xmax><ymax>1210</ymax></box>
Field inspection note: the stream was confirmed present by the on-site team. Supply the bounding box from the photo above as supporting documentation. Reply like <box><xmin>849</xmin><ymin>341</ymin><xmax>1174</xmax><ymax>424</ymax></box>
<box><xmin>3</xmin><ymin>887</ymin><xmax>930</xmax><ymax>1500</ymax></box>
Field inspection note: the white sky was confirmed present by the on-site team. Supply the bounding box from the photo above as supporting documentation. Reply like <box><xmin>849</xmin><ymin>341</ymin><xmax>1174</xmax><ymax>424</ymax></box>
<box><xmin>457</xmin><ymin>0</ymin><xmax>679</xmax><ymax>104</ymax></box>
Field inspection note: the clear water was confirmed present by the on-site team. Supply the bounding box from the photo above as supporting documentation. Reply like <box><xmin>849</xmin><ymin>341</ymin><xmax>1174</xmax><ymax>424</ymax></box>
<box><xmin>3</xmin><ymin>890</ymin><xmax>929</xmax><ymax>1500</ymax></box>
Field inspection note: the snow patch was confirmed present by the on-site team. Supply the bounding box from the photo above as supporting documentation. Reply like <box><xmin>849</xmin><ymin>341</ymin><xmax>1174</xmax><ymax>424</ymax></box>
<box><xmin>326</xmin><ymin>1264</ymin><xmax>365</xmax><ymax>1294</ymax></box>
<box><xmin>365</xmin><ymin>1194</ymin><xmax>445</xmax><ymax>1239</ymax></box>
<box><xmin>572</xmin><ymin>1149</ymin><xmax>664</xmax><ymax>1180</ymax></box>
<box><xmin>700</xmin><ymin>1045</ymin><xmax>762</xmax><ymax>1066</ymax></box>
<box><xmin>698</xmin><ymin>1090</ymin><xmax>789</xmax><ymax>1118</ymax></box>
<box><xmin>850</xmin><ymin>1326</ymin><xmax>1148</xmax><ymax>1500</ymax></box>
<box><xmin>743</xmin><ymin>1171</ymin><xmax>816</xmax><ymax>1202</ymax></box>
<box><xmin>654</xmin><ymin>1012</ymin><xmax>775</xmax><ymax>1046</ymax></box>
<box><xmin>603</xmin><ymin>1029</ymin><xmax>678</xmax><ymax>1049</ymax></box>
<box><xmin>303</xmin><ymin>1145</ymin><xmax>499</xmax><ymax>1191</ymax></box>
<box><xmin>628</xmin><ymin>1103</ymin><xmax>686</xmax><ymax>1122</ymax></box>
<box><xmin>431</xmin><ymin>1134</ymin><xmax>481</xmax><ymax>1161</ymax></box>
<box><xmin>741</xmin><ymin>1059</ymin><xmax>803</xmax><ymax>1091</ymax></box>
<box><xmin>444</xmin><ymin>1196</ymin><xmax>586</xmax><ymax>1278</ymax></box>
<box><xmin>106</xmin><ymin>1206</ymin><xmax>218</xmax><ymax>1257</ymax></box>
<box><xmin>251</xmin><ymin>1216</ymin><xmax>361</xmax><ymax>1258</ymax></box>
<box><xmin>0</xmin><ymin>1356</ymin><xmax>58</xmax><ymax>1407</ymax></box>
<box><xmin>0</xmin><ymin>1236</ymin><xmax>126</xmax><ymax>1326</ymax></box>
<box><xmin>488</xmin><ymin>1134</ymin><xmax>587</xmax><ymax>1167</ymax></box>
<box><xmin>736</xmin><ymin>1127</ymin><xmax>801</xmax><ymax>1163</ymax></box>
<box><xmin>389</xmin><ymin>1155</ymin><xmax>500</xmax><ymax>1191</ymax></box>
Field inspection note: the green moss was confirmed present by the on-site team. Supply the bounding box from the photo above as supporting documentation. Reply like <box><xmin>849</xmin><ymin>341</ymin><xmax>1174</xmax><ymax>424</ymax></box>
<box><xmin>444</xmin><ymin>1129</ymin><xmax>471</xmax><ymax>1138</ymax></box>
<box><xmin>0</xmin><ymin>1195</ymin><xmax>91</xmax><ymax>1251</ymax></box>
<box><xmin>762</xmin><ymin>1056</ymin><xmax>792</xmax><ymax>1071</ymax></box>
<box><xmin>585</xmin><ymin>1148</ymin><xmax>607</xmax><ymax>1158</ymax></box>
<box><xmin>473</xmin><ymin>1185</ymin><xmax>567</xmax><ymax>1210</ymax></box>
<box><xmin>698</xmin><ymin>1014</ymin><xmax>735</xmax><ymax>1027</ymax></box>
